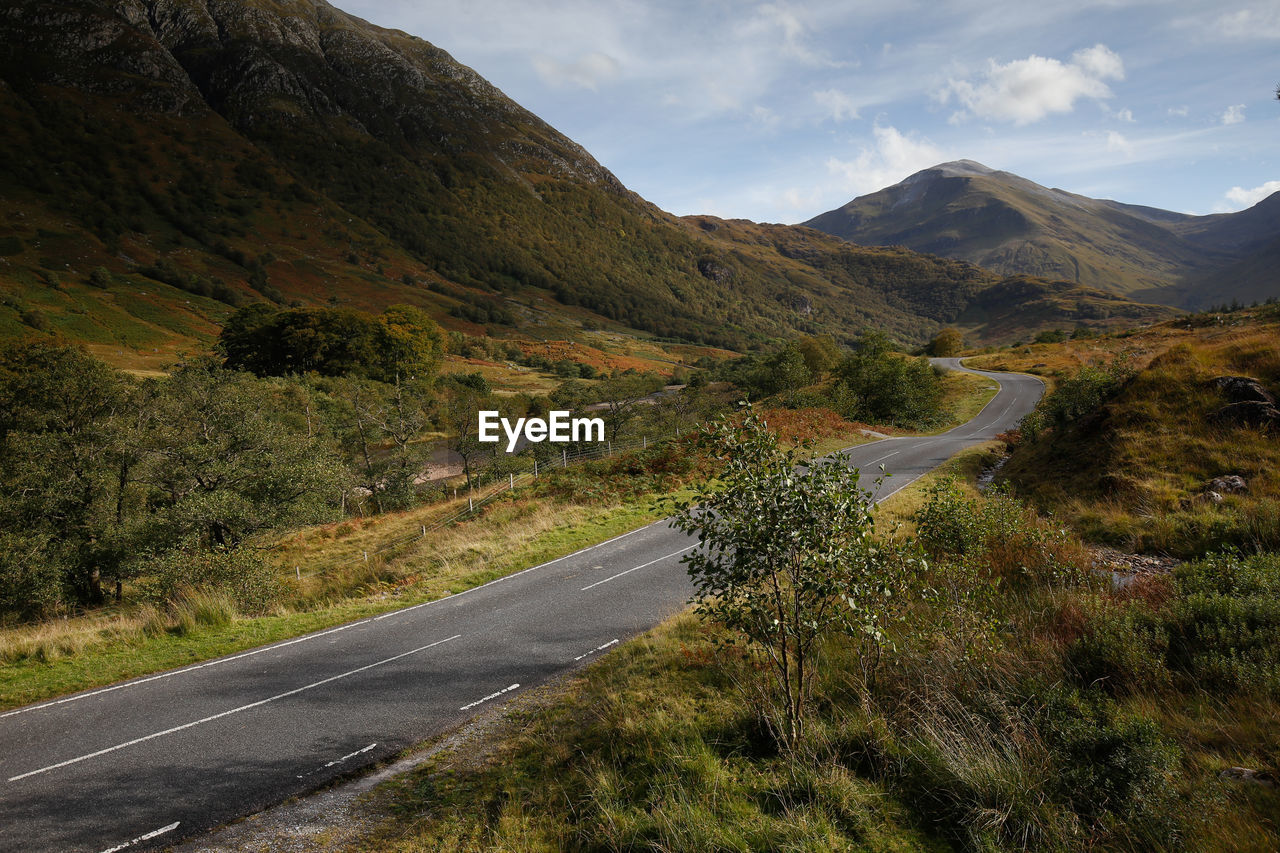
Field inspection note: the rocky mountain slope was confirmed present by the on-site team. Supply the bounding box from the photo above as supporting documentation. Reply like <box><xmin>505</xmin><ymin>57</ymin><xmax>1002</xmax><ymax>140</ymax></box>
<box><xmin>0</xmin><ymin>2</ymin><xmax>1167</xmax><ymax>364</ymax></box>
<box><xmin>804</xmin><ymin>160</ymin><xmax>1279</xmax><ymax>309</ymax></box>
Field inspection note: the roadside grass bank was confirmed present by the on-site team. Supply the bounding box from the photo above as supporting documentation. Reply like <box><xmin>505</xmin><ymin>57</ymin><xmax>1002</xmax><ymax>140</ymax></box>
<box><xmin>0</xmin><ymin>491</ymin><xmax>678</xmax><ymax>711</ymax></box>
<box><xmin>328</xmin><ymin>448</ymin><xmax>1280</xmax><ymax>853</ymax></box>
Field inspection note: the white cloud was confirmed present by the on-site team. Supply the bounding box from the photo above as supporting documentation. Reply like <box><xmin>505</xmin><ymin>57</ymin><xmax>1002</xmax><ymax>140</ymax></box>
<box><xmin>1223</xmin><ymin>180</ymin><xmax>1280</xmax><ymax>209</ymax></box>
<box><xmin>1113</xmin><ymin>108</ymin><xmax>1134</xmax><ymax>123</ymax></box>
<box><xmin>1105</xmin><ymin>130</ymin><xmax>1133</xmax><ymax>157</ymax></box>
<box><xmin>1221</xmin><ymin>104</ymin><xmax>1246</xmax><ymax>125</ymax></box>
<box><xmin>531</xmin><ymin>51</ymin><xmax>620</xmax><ymax>91</ymax></box>
<box><xmin>1210</xmin><ymin>6</ymin><xmax>1280</xmax><ymax>40</ymax></box>
<box><xmin>825</xmin><ymin>124</ymin><xmax>947</xmax><ymax>197</ymax></box>
<box><xmin>813</xmin><ymin>88</ymin><xmax>859</xmax><ymax>121</ymax></box>
<box><xmin>942</xmin><ymin>44</ymin><xmax>1124</xmax><ymax>125</ymax></box>
<box><xmin>1167</xmin><ymin>105</ymin><xmax>1190</xmax><ymax>117</ymax></box>
<box><xmin>752</xmin><ymin>105</ymin><xmax>780</xmax><ymax>128</ymax></box>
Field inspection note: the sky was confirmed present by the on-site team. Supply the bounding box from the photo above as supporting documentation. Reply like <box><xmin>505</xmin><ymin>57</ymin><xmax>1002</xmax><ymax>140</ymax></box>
<box><xmin>343</xmin><ymin>0</ymin><xmax>1278</xmax><ymax>224</ymax></box>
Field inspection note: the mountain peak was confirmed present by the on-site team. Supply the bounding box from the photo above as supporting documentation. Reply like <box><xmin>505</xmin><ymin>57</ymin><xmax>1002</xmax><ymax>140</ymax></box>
<box><xmin>927</xmin><ymin>160</ymin><xmax>997</xmax><ymax>178</ymax></box>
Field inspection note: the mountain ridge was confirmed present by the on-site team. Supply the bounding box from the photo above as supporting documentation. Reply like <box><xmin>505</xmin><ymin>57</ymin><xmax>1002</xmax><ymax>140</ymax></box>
<box><xmin>803</xmin><ymin>160</ymin><xmax>1278</xmax><ymax>308</ymax></box>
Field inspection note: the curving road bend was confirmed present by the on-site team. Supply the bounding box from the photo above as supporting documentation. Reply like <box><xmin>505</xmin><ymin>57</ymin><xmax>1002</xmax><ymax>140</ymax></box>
<box><xmin>0</xmin><ymin>360</ymin><xmax>1041</xmax><ymax>853</ymax></box>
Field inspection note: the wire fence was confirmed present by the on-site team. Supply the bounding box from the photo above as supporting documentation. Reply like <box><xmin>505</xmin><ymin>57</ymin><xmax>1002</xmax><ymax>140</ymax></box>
<box><xmin>285</xmin><ymin>428</ymin><xmax>688</xmax><ymax>582</ymax></box>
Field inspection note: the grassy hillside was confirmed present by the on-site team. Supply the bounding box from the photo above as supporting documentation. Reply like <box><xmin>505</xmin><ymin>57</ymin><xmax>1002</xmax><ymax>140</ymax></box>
<box><xmin>0</xmin><ymin>1</ymin><xmax>1168</xmax><ymax>367</ymax></box>
<box><xmin>970</xmin><ymin>306</ymin><xmax>1280</xmax><ymax>556</ymax></box>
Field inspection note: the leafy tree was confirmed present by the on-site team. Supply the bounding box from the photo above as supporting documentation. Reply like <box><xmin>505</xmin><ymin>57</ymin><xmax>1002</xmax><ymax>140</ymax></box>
<box><xmin>0</xmin><ymin>341</ymin><xmax>133</xmax><ymax>608</ymax></box>
<box><xmin>796</xmin><ymin>334</ymin><xmax>842</xmax><ymax>377</ymax></box>
<box><xmin>219</xmin><ymin>303</ymin><xmax>443</xmax><ymax>384</ymax></box>
<box><xmin>597</xmin><ymin>373</ymin><xmax>664</xmax><ymax>441</ymax></box>
<box><xmin>928</xmin><ymin>327</ymin><xmax>964</xmax><ymax>357</ymax></box>
<box><xmin>833</xmin><ymin>332</ymin><xmax>943</xmax><ymax>427</ymax></box>
<box><xmin>137</xmin><ymin>360</ymin><xmax>343</xmax><ymax>550</ymax></box>
<box><xmin>675</xmin><ymin>407</ymin><xmax>915</xmax><ymax>745</ymax></box>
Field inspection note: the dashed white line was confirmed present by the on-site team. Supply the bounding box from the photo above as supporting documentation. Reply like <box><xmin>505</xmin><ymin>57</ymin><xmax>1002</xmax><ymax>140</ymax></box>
<box><xmin>573</xmin><ymin>639</ymin><xmax>619</xmax><ymax>662</ymax></box>
<box><xmin>460</xmin><ymin>683</ymin><xmax>520</xmax><ymax>711</ymax></box>
<box><xmin>580</xmin><ymin>545</ymin><xmax>696</xmax><ymax>591</ymax></box>
<box><xmin>97</xmin><ymin>821</ymin><xmax>180</xmax><ymax>853</ymax></box>
<box><xmin>297</xmin><ymin>742</ymin><xmax>378</xmax><ymax>778</ymax></box>
<box><xmin>0</xmin><ymin>621</ymin><xmax>369</xmax><ymax>721</ymax></box>
<box><xmin>866</xmin><ymin>449</ymin><xmax>900</xmax><ymax>466</ymax></box>
<box><xmin>7</xmin><ymin>635</ymin><xmax>460</xmax><ymax>783</ymax></box>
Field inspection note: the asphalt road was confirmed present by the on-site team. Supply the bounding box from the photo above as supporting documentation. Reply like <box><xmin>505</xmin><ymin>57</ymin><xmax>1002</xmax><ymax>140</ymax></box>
<box><xmin>0</xmin><ymin>359</ymin><xmax>1041</xmax><ymax>853</ymax></box>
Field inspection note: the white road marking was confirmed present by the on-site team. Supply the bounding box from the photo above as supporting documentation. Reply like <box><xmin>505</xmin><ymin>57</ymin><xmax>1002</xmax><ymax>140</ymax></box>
<box><xmin>460</xmin><ymin>683</ymin><xmax>520</xmax><ymax>711</ymax></box>
<box><xmin>0</xmin><ymin>621</ymin><xmax>367</xmax><ymax>721</ymax></box>
<box><xmin>97</xmin><ymin>821</ymin><xmax>180</xmax><ymax>853</ymax></box>
<box><xmin>580</xmin><ymin>545</ymin><xmax>696</xmax><ymax>591</ymax></box>
<box><xmin>7</xmin><ymin>635</ymin><xmax>460</xmax><ymax>783</ymax></box>
<box><xmin>573</xmin><ymin>639</ymin><xmax>619</xmax><ymax>661</ymax></box>
<box><xmin>297</xmin><ymin>742</ymin><xmax>378</xmax><ymax>779</ymax></box>
<box><xmin>371</xmin><ymin>520</ymin><xmax>666</xmax><ymax>621</ymax></box>
<box><xmin>866</xmin><ymin>449</ymin><xmax>900</xmax><ymax>466</ymax></box>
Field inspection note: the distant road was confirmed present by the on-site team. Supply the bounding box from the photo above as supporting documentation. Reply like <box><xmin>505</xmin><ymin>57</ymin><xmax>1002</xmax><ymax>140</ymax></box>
<box><xmin>0</xmin><ymin>360</ymin><xmax>1040</xmax><ymax>853</ymax></box>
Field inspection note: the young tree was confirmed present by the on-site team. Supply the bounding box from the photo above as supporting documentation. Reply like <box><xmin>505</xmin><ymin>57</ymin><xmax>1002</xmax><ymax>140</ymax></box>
<box><xmin>675</xmin><ymin>407</ymin><xmax>915</xmax><ymax>745</ymax></box>
<box><xmin>597</xmin><ymin>373</ymin><xmax>664</xmax><ymax>442</ymax></box>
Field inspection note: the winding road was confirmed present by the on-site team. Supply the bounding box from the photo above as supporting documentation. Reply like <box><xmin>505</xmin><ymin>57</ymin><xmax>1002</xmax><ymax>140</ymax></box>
<box><xmin>0</xmin><ymin>360</ymin><xmax>1041</xmax><ymax>853</ymax></box>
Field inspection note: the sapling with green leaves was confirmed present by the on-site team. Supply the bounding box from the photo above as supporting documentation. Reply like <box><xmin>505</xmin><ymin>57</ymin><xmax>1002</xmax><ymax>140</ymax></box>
<box><xmin>675</xmin><ymin>405</ymin><xmax>919</xmax><ymax>745</ymax></box>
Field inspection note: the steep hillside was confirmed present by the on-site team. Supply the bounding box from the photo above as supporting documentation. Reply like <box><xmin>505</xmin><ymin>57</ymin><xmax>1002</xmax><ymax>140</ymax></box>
<box><xmin>0</xmin><ymin>1</ymin><xmax>1168</xmax><ymax>365</ymax></box>
<box><xmin>969</xmin><ymin>305</ymin><xmax>1280</xmax><ymax>556</ymax></box>
<box><xmin>804</xmin><ymin>160</ymin><xmax>1279</xmax><ymax>307</ymax></box>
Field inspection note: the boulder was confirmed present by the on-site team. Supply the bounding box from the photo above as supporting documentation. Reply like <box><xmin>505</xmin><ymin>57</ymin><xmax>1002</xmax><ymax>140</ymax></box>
<box><xmin>1212</xmin><ymin>400</ymin><xmax>1280</xmax><ymax>430</ymax></box>
<box><xmin>1211</xmin><ymin>376</ymin><xmax>1276</xmax><ymax>405</ymax></box>
<box><xmin>1206</xmin><ymin>475</ymin><xmax>1248</xmax><ymax>494</ymax></box>
<box><xmin>1220</xmin><ymin>767</ymin><xmax>1277</xmax><ymax>787</ymax></box>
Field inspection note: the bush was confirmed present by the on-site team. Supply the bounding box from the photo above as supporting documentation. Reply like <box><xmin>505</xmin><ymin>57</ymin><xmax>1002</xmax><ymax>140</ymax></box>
<box><xmin>1038</xmin><ymin>687</ymin><xmax>1181</xmax><ymax>839</ymax></box>
<box><xmin>1166</xmin><ymin>552</ymin><xmax>1280</xmax><ymax>696</ymax></box>
<box><xmin>141</xmin><ymin>546</ymin><xmax>281</xmax><ymax>614</ymax></box>
<box><xmin>914</xmin><ymin>479</ymin><xmax>1086</xmax><ymax>589</ymax></box>
<box><xmin>1066</xmin><ymin>599</ymin><xmax>1171</xmax><ymax>694</ymax></box>
<box><xmin>1020</xmin><ymin>361</ymin><xmax>1133</xmax><ymax>441</ymax></box>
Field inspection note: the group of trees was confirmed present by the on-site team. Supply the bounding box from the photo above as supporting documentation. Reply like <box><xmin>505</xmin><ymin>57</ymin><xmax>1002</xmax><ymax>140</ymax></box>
<box><xmin>0</xmin><ymin>342</ymin><xmax>343</xmax><ymax>617</ymax></box>
<box><xmin>221</xmin><ymin>303</ymin><xmax>444</xmax><ymax>383</ymax></box>
<box><xmin>722</xmin><ymin>332</ymin><xmax>945</xmax><ymax>429</ymax></box>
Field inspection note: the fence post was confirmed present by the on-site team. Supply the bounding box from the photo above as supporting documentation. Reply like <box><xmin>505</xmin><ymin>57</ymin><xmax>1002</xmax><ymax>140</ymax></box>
<box><xmin>534</xmin><ymin>458</ymin><xmax>539</xmax><ymax>477</ymax></box>
<box><xmin>468</xmin><ymin>496</ymin><xmax>474</xmax><ymax>513</ymax></box>
<box><xmin>420</xmin><ymin>524</ymin><xmax>426</xmax><ymax>537</ymax></box>
<box><xmin>509</xmin><ymin>472</ymin><xmax>514</xmax><ymax>490</ymax></box>
<box><xmin>608</xmin><ymin>440</ymin><xmax>612</xmax><ymax>455</ymax></box>
<box><xmin>362</xmin><ymin>551</ymin><xmax>368</xmax><ymax>562</ymax></box>
<box><xmin>296</xmin><ymin>566</ymin><xmax>300</xmax><ymax>581</ymax></box>
<box><xmin>643</xmin><ymin>435</ymin><xmax>647</xmax><ymax>449</ymax></box>
<box><xmin>562</xmin><ymin>447</ymin><xmax>567</xmax><ymax>467</ymax></box>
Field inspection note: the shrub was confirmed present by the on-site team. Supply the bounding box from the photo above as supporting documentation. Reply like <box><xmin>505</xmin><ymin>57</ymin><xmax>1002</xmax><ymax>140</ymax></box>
<box><xmin>141</xmin><ymin>546</ymin><xmax>281</xmax><ymax>614</ymax></box>
<box><xmin>914</xmin><ymin>479</ymin><xmax>1086</xmax><ymax>590</ymax></box>
<box><xmin>1066</xmin><ymin>599</ymin><xmax>1171</xmax><ymax>694</ymax></box>
<box><xmin>1037</xmin><ymin>687</ymin><xmax>1181</xmax><ymax>840</ymax></box>
<box><xmin>1166</xmin><ymin>552</ymin><xmax>1280</xmax><ymax>696</ymax></box>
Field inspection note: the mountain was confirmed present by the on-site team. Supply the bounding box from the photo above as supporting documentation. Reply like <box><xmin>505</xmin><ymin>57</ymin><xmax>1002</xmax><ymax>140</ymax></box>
<box><xmin>803</xmin><ymin>161</ymin><xmax>1280</xmax><ymax>309</ymax></box>
<box><xmin>0</xmin><ymin>2</ymin><xmax>1168</xmax><ymax>365</ymax></box>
